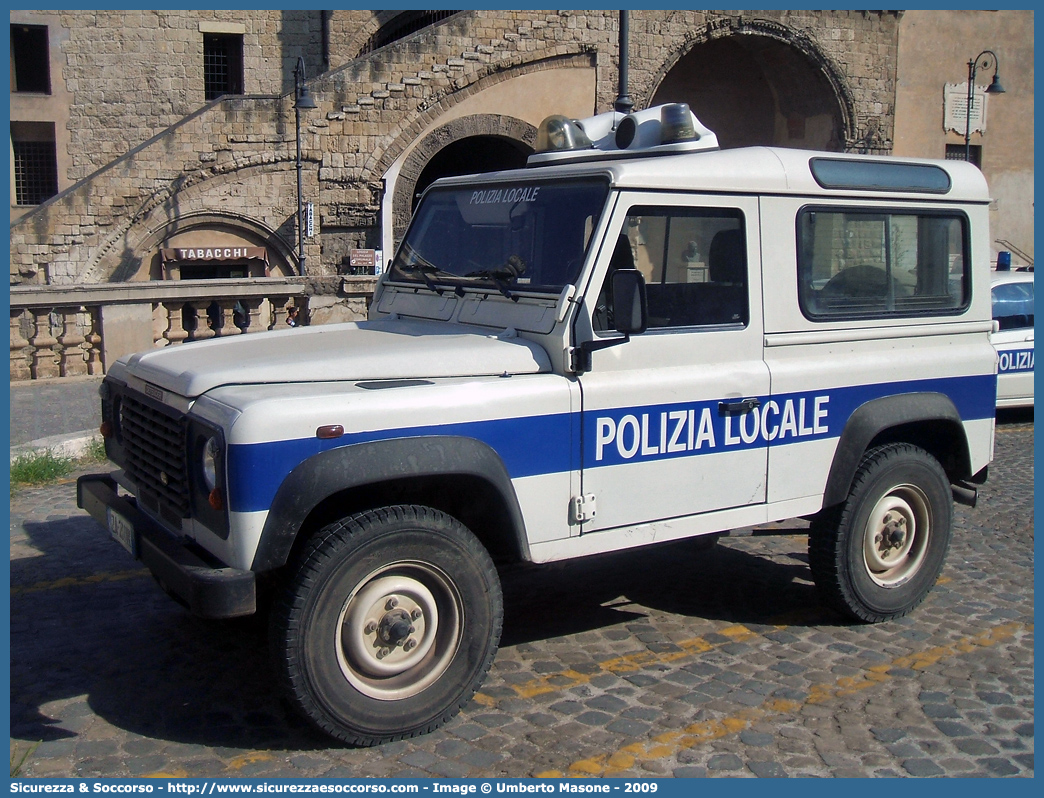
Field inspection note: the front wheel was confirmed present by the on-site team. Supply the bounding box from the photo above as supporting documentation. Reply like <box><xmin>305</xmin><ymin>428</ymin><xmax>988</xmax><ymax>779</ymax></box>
<box><xmin>808</xmin><ymin>443</ymin><xmax>953</xmax><ymax>623</ymax></box>
<box><xmin>271</xmin><ymin>506</ymin><xmax>503</xmax><ymax>745</ymax></box>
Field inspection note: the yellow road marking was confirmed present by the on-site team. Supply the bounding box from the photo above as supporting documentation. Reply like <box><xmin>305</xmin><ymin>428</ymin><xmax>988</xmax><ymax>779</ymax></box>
<box><xmin>475</xmin><ymin>623</ymin><xmax>760</xmax><ymax>706</ymax></box>
<box><xmin>226</xmin><ymin>751</ymin><xmax>275</xmax><ymax>771</ymax></box>
<box><xmin>10</xmin><ymin>568</ymin><xmax>149</xmax><ymax>596</ymax></box>
<box><xmin>143</xmin><ymin>751</ymin><xmax>275</xmax><ymax>777</ymax></box>
<box><xmin>535</xmin><ymin>621</ymin><xmax>1029</xmax><ymax>777</ymax></box>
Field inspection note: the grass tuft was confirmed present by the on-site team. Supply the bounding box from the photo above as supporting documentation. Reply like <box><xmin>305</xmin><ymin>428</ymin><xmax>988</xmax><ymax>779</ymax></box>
<box><xmin>10</xmin><ymin>740</ymin><xmax>40</xmax><ymax>777</ymax></box>
<box><xmin>10</xmin><ymin>450</ymin><xmax>75</xmax><ymax>486</ymax></box>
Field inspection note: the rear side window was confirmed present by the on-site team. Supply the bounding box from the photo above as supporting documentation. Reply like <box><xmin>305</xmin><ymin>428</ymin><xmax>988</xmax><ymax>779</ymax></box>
<box><xmin>798</xmin><ymin>208</ymin><xmax>968</xmax><ymax>320</ymax></box>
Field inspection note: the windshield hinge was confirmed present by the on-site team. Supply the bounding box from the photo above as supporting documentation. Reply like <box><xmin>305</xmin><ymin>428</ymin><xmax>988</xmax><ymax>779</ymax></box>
<box><xmin>570</xmin><ymin>494</ymin><xmax>597</xmax><ymax>524</ymax></box>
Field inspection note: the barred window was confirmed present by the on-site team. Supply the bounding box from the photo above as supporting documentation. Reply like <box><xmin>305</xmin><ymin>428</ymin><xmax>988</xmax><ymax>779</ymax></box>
<box><xmin>945</xmin><ymin>144</ymin><xmax>981</xmax><ymax>169</ymax></box>
<box><xmin>11</xmin><ymin>123</ymin><xmax>58</xmax><ymax>206</ymax></box>
<box><xmin>203</xmin><ymin>34</ymin><xmax>243</xmax><ymax>100</ymax></box>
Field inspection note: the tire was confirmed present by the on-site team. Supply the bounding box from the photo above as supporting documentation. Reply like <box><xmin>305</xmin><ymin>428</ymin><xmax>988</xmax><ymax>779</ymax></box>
<box><xmin>270</xmin><ymin>505</ymin><xmax>503</xmax><ymax>745</ymax></box>
<box><xmin>808</xmin><ymin>443</ymin><xmax>952</xmax><ymax>623</ymax></box>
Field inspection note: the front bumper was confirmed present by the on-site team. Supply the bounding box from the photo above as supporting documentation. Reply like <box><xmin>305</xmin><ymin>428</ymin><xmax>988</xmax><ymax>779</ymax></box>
<box><xmin>76</xmin><ymin>473</ymin><xmax>256</xmax><ymax>618</ymax></box>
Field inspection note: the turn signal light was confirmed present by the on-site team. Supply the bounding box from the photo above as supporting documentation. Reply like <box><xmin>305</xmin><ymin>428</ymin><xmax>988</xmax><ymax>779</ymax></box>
<box><xmin>208</xmin><ymin>488</ymin><xmax>224</xmax><ymax>511</ymax></box>
<box><xmin>100</xmin><ymin>421</ymin><xmax>113</xmax><ymax>439</ymax></box>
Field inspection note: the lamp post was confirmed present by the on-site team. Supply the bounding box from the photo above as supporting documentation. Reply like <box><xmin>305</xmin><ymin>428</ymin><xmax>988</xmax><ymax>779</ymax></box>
<box><xmin>293</xmin><ymin>56</ymin><xmax>318</xmax><ymax>275</ymax></box>
<box><xmin>964</xmin><ymin>50</ymin><xmax>1005</xmax><ymax>163</ymax></box>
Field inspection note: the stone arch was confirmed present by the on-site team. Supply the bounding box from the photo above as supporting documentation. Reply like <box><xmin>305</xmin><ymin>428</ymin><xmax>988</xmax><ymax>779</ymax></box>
<box><xmin>389</xmin><ymin>114</ymin><xmax>538</xmax><ymax>245</ymax></box>
<box><xmin>370</xmin><ymin>48</ymin><xmax>596</xmax><ymax>180</ymax></box>
<box><xmin>645</xmin><ymin>18</ymin><xmax>856</xmax><ymax>151</ymax></box>
<box><xmin>132</xmin><ymin>211</ymin><xmax>298</xmax><ymax>282</ymax></box>
<box><xmin>80</xmin><ymin>162</ymin><xmax>303</xmax><ymax>284</ymax></box>
<box><xmin>357</xmin><ymin>11</ymin><xmax>463</xmax><ymax>60</ymax></box>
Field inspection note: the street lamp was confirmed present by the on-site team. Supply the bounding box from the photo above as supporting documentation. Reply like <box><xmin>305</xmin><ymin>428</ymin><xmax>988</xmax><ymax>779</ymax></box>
<box><xmin>964</xmin><ymin>50</ymin><xmax>1005</xmax><ymax>163</ymax></box>
<box><xmin>294</xmin><ymin>56</ymin><xmax>318</xmax><ymax>275</ymax></box>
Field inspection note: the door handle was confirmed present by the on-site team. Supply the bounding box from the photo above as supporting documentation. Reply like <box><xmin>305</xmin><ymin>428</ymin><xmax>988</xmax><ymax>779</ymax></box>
<box><xmin>718</xmin><ymin>397</ymin><xmax>761</xmax><ymax>415</ymax></box>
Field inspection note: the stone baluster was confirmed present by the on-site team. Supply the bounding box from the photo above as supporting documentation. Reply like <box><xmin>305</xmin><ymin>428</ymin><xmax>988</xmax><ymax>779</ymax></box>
<box><xmin>58</xmin><ymin>307</ymin><xmax>88</xmax><ymax>377</ymax></box>
<box><xmin>84</xmin><ymin>307</ymin><xmax>103</xmax><ymax>375</ymax></box>
<box><xmin>185</xmin><ymin>301</ymin><xmax>216</xmax><ymax>342</ymax></box>
<box><xmin>213</xmin><ymin>299</ymin><xmax>242</xmax><ymax>337</ymax></box>
<box><xmin>10</xmin><ymin>309</ymin><xmax>31</xmax><ymax>381</ymax></box>
<box><xmin>269</xmin><ymin>295</ymin><xmax>290</xmax><ymax>329</ymax></box>
<box><xmin>161</xmin><ymin>301</ymin><xmax>191</xmax><ymax>346</ymax></box>
<box><xmin>240</xmin><ymin>297</ymin><xmax>266</xmax><ymax>334</ymax></box>
<box><xmin>29</xmin><ymin>308</ymin><xmax>60</xmax><ymax>379</ymax></box>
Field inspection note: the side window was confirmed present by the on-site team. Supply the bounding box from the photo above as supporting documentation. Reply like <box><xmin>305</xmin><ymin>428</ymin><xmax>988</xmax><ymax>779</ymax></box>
<box><xmin>595</xmin><ymin>207</ymin><xmax>747</xmax><ymax>330</ymax></box>
<box><xmin>798</xmin><ymin>208</ymin><xmax>968</xmax><ymax>319</ymax></box>
<box><xmin>992</xmin><ymin>282</ymin><xmax>1034</xmax><ymax>331</ymax></box>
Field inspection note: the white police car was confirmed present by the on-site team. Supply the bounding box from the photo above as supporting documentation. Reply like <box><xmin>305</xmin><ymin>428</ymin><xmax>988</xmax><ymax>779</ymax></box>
<box><xmin>78</xmin><ymin>103</ymin><xmax>997</xmax><ymax>745</ymax></box>
<box><xmin>991</xmin><ymin>269</ymin><xmax>1034</xmax><ymax>408</ymax></box>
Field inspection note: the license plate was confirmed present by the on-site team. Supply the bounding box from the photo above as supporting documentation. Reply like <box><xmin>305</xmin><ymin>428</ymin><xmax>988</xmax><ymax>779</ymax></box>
<box><xmin>106</xmin><ymin>507</ymin><xmax>137</xmax><ymax>557</ymax></box>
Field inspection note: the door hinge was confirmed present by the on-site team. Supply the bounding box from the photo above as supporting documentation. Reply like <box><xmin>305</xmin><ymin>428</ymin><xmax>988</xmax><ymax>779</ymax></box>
<box><xmin>570</xmin><ymin>494</ymin><xmax>597</xmax><ymax>524</ymax></box>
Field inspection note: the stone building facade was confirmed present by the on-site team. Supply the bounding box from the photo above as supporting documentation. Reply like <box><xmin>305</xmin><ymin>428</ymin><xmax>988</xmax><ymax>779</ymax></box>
<box><xmin>9</xmin><ymin>9</ymin><xmax>1033</xmax><ymax>291</ymax></box>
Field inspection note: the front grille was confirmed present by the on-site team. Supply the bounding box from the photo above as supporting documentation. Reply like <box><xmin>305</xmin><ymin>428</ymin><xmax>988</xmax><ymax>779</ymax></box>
<box><xmin>120</xmin><ymin>391</ymin><xmax>191</xmax><ymax>518</ymax></box>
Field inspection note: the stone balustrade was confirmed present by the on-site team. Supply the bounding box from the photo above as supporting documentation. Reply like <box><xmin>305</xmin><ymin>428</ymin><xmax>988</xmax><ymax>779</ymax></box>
<box><xmin>10</xmin><ymin>276</ymin><xmax>377</xmax><ymax>382</ymax></box>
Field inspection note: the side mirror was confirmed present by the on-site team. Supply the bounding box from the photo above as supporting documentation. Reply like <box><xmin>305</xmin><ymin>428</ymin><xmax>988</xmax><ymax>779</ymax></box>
<box><xmin>573</xmin><ymin>268</ymin><xmax>647</xmax><ymax>373</ymax></box>
<box><xmin>611</xmin><ymin>269</ymin><xmax>648</xmax><ymax>335</ymax></box>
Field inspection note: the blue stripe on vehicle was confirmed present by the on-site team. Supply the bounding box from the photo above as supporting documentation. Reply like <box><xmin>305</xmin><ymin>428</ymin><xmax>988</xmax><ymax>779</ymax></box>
<box><xmin>225</xmin><ymin>374</ymin><xmax>995</xmax><ymax>514</ymax></box>
<box><xmin>226</xmin><ymin>412</ymin><xmax>574</xmax><ymax>514</ymax></box>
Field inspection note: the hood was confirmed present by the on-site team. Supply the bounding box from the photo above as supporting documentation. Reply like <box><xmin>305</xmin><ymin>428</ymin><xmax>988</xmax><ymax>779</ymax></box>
<box><xmin>123</xmin><ymin>317</ymin><xmax>551</xmax><ymax>398</ymax></box>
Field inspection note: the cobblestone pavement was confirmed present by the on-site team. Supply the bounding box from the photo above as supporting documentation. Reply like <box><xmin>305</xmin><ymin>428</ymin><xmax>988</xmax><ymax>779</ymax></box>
<box><xmin>10</xmin><ymin>416</ymin><xmax>1033</xmax><ymax>779</ymax></box>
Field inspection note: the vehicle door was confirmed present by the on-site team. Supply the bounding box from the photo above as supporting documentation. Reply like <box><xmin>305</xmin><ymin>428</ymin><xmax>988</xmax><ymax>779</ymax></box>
<box><xmin>991</xmin><ymin>278</ymin><xmax>1035</xmax><ymax>406</ymax></box>
<box><xmin>577</xmin><ymin>193</ymin><xmax>769</xmax><ymax>532</ymax></box>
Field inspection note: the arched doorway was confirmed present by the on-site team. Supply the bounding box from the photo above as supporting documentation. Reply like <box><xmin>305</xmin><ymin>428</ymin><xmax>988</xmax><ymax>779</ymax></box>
<box><xmin>411</xmin><ymin>136</ymin><xmax>531</xmax><ymax>211</ymax></box>
<box><xmin>651</xmin><ymin>34</ymin><xmax>848</xmax><ymax>151</ymax></box>
<box><xmin>388</xmin><ymin>114</ymin><xmax>538</xmax><ymax>247</ymax></box>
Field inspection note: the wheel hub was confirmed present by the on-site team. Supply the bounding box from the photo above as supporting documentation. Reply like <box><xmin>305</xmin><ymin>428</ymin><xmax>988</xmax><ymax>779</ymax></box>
<box><xmin>377</xmin><ymin>608</ymin><xmax>415</xmax><ymax>648</ymax></box>
<box><xmin>334</xmin><ymin>564</ymin><xmax>463</xmax><ymax>700</ymax></box>
<box><xmin>862</xmin><ymin>486</ymin><xmax>931</xmax><ymax>587</ymax></box>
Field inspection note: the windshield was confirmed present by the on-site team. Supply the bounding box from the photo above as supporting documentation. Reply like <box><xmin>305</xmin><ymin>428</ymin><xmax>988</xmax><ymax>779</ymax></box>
<box><xmin>389</xmin><ymin>178</ymin><xmax>610</xmax><ymax>294</ymax></box>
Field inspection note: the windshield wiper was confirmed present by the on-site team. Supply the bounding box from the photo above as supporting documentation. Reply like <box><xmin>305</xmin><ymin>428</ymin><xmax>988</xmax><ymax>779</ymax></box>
<box><xmin>397</xmin><ymin>250</ymin><xmax>454</xmax><ymax>296</ymax></box>
<box><xmin>465</xmin><ymin>255</ymin><xmax>526</xmax><ymax>302</ymax></box>
<box><xmin>410</xmin><ymin>263</ymin><xmax>446</xmax><ymax>296</ymax></box>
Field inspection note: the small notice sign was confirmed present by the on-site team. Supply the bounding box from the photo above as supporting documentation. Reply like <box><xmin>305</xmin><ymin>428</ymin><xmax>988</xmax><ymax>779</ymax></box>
<box><xmin>944</xmin><ymin>83</ymin><xmax>989</xmax><ymax>135</ymax></box>
<box><xmin>349</xmin><ymin>249</ymin><xmax>376</xmax><ymax>268</ymax></box>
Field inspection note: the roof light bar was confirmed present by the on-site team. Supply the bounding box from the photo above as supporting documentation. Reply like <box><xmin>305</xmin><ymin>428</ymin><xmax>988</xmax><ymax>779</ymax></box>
<box><xmin>529</xmin><ymin>103</ymin><xmax>718</xmax><ymax>166</ymax></box>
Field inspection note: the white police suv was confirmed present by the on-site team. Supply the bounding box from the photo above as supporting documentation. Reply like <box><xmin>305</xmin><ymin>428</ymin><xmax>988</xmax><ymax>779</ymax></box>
<box><xmin>79</xmin><ymin>103</ymin><xmax>997</xmax><ymax>745</ymax></box>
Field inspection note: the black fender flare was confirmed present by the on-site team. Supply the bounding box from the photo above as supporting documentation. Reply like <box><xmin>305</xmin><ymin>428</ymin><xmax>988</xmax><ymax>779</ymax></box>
<box><xmin>250</xmin><ymin>435</ymin><xmax>530</xmax><ymax>571</ymax></box>
<box><xmin>822</xmin><ymin>392</ymin><xmax>969</xmax><ymax>508</ymax></box>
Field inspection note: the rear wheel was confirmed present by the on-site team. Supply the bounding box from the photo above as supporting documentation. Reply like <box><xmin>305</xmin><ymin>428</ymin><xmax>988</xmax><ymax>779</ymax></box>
<box><xmin>809</xmin><ymin>443</ymin><xmax>952</xmax><ymax>623</ymax></box>
<box><xmin>271</xmin><ymin>505</ymin><xmax>502</xmax><ymax>745</ymax></box>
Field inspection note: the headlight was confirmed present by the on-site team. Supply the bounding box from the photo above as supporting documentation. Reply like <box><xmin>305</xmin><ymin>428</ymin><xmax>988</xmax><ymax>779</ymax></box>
<box><xmin>201</xmin><ymin>436</ymin><xmax>220</xmax><ymax>491</ymax></box>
